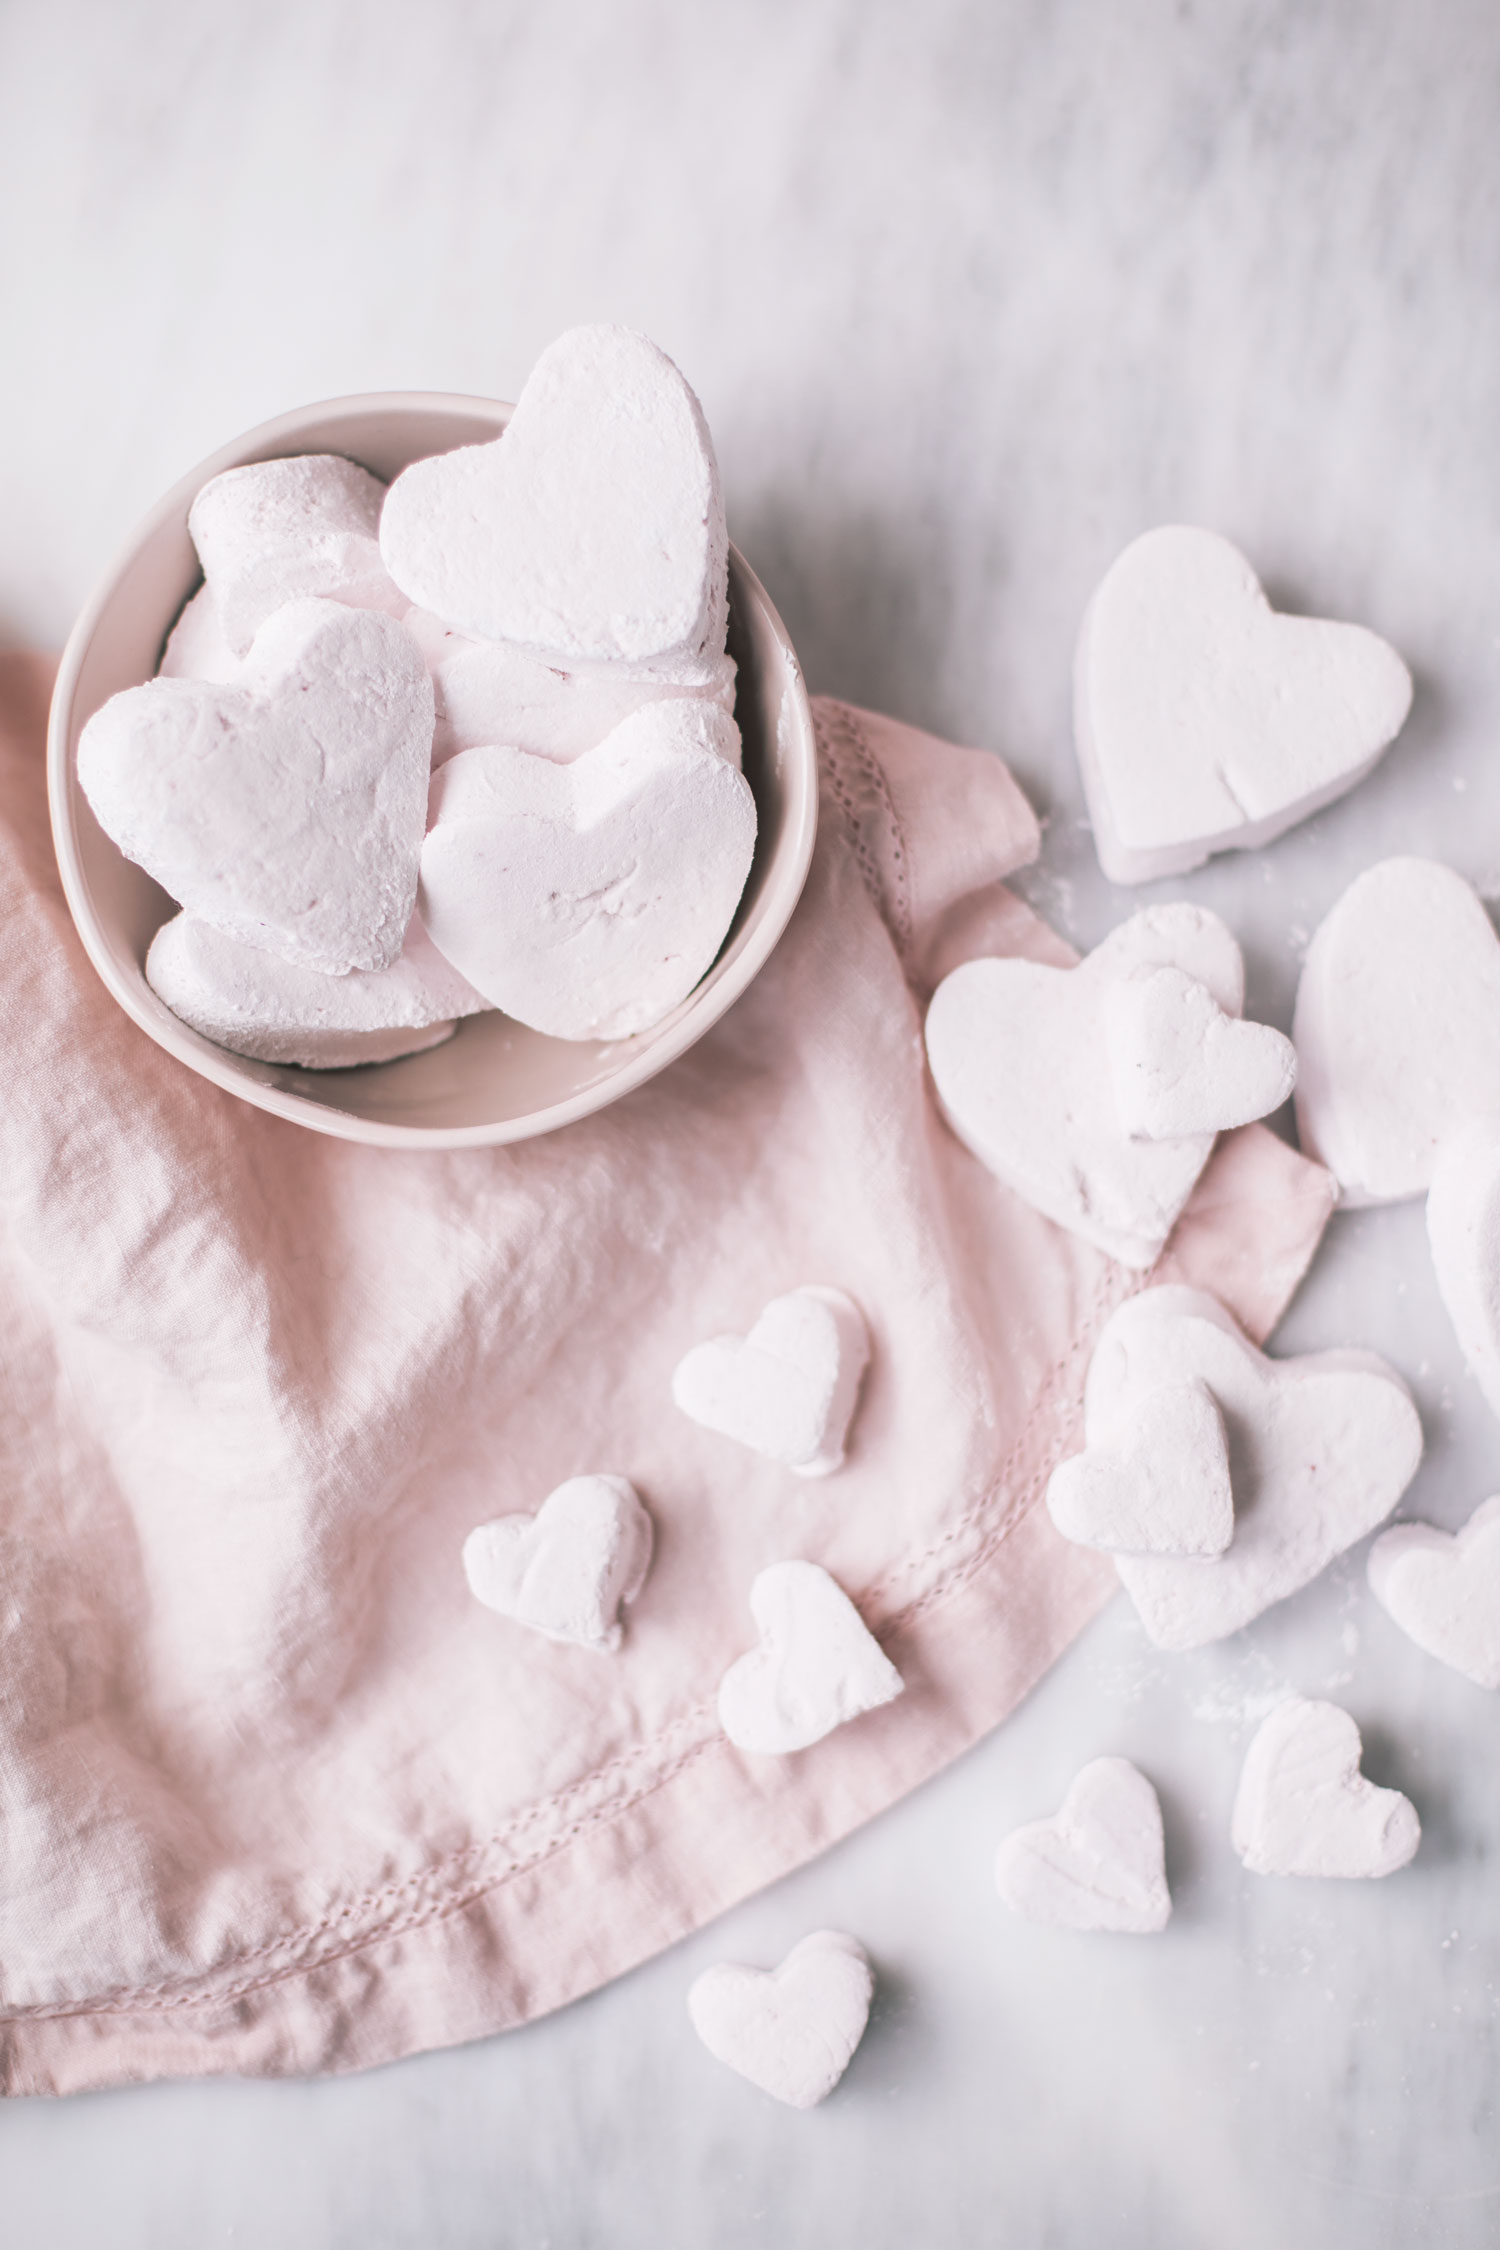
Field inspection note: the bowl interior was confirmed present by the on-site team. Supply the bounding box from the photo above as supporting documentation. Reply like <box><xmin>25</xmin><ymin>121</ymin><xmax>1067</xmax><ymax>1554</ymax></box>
<box><xmin>48</xmin><ymin>395</ymin><xmax>817</xmax><ymax>1148</ymax></box>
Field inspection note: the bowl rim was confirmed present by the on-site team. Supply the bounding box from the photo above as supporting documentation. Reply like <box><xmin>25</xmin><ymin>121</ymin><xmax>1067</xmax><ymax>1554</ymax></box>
<box><xmin>46</xmin><ymin>389</ymin><xmax>818</xmax><ymax>1150</ymax></box>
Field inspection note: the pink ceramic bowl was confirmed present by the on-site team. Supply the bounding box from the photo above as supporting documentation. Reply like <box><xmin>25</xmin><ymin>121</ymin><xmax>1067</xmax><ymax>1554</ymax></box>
<box><xmin>47</xmin><ymin>392</ymin><xmax>818</xmax><ymax>1148</ymax></box>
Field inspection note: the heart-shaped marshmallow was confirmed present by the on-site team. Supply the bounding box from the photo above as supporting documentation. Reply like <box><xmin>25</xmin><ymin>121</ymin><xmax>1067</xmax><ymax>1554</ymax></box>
<box><xmin>671</xmin><ymin>1287</ymin><xmax>870</xmax><ymax>1477</ymax></box>
<box><xmin>1075</xmin><ymin>525</ymin><xmax>1412</xmax><ymax>884</ymax></box>
<box><xmin>1107</xmin><ymin>965</ymin><xmax>1296</xmax><ymax>1141</ymax></box>
<box><xmin>147</xmin><ymin>910</ymin><xmax>489</xmax><ymax>1068</ymax></box>
<box><xmin>380</xmin><ymin>325</ymin><xmax>728</xmax><ymax>666</ymax></box>
<box><xmin>1293</xmin><ymin>859</ymin><xmax>1500</xmax><ymax>1206</ymax></box>
<box><xmin>403</xmin><ymin>605</ymin><xmax>739</xmax><ymax>770</ymax></box>
<box><xmin>189</xmin><ymin>455</ymin><xmax>408</xmax><ymax>657</ymax></box>
<box><xmin>78</xmin><ymin>598</ymin><xmax>433</xmax><ymax>975</ymax></box>
<box><xmin>1231</xmin><ymin>1698</ymin><xmax>1420</xmax><ymax>1878</ymax></box>
<box><xmin>994</xmin><ymin>1757</ymin><xmax>1171</xmax><ymax>1933</ymax></box>
<box><xmin>1082</xmin><ymin>1287</ymin><xmax>1421</xmax><ymax>1650</ymax></box>
<box><xmin>1369</xmin><ymin>1496</ymin><xmax>1500</xmax><ymax>1689</ymax></box>
<box><xmin>925</xmin><ymin>902</ymin><xmax>1284</xmax><ymax>1267</ymax></box>
<box><xmin>717</xmin><ymin>1561</ymin><xmax>903</xmax><ymax>1755</ymax></box>
<box><xmin>687</xmin><ymin>1931</ymin><xmax>874</xmax><ymax>2108</ymax></box>
<box><xmin>1046</xmin><ymin>1378</ymin><xmax>1232</xmax><ymax>1557</ymax></box>
<box><xmin>159</xmin><ymin>586</ymin><xmax>241</xmax><ymax>686</ymax></box>
<box><xmin>418</xmin><ymin>699</ymin><xmax>755</xmax><ymax>1041</ymax></box>
<box><xmin>461</xmin><ymin>1475</ymin><xmax>653</xmax><ymax>1654</ymax></box>
<box><xmin>1427</xmin><ymin>1116</ymin><xmax>1500</xmax><ymax>1419</ymax></box>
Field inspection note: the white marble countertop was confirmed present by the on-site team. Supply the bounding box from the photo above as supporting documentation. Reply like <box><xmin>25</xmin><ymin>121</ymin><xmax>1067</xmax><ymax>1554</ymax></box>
<box><xmin>4</xmin><ymin>1</ymin><xmax>1500</xmax><ymax>2241</ymax></box>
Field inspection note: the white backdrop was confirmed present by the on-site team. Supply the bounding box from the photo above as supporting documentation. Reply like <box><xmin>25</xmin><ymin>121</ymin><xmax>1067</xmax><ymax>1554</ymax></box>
<box><xmin>3</xmin><ymin>2</ymin><xmax>1500</xmax><ymax>2242</ymax></box>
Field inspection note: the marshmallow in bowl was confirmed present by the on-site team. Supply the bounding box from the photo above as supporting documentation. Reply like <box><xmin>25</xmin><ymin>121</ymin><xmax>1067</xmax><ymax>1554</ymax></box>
<box><xmin>418</xmin><ymin>700</ymin><xmax>756</xmax><ymax>1041</ymax></box>
<box><xmin>189</xmin><ymin>455</ymin><xmax>408</xmax><ymax>657</ymax></box>
<box><xmin>380</xmin><ymin>325</ymin><xmax>729</xmax><ymax>666</ymax></box>
<box><xmin>146</xmin><ymin>910</ymin><xmax>489</xmax><ymax>1068</ymax></box>
<box><xmin>158</xmin><ymin>585</ymin><xmax>241</xmax><ymax>685</ymax></box>
<box><xmin>79</xmin><ymin>596</ymin><xmax>433</xmax><ymax>976</ymax></box>
<box><xmin>402</xmin><ymin>606</ymin><xmax>739</xmax><ymax>768</ymax></box>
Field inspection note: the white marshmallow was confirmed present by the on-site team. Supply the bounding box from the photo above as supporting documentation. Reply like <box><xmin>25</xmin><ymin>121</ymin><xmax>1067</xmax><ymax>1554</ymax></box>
<box><xmin>79</xmin><ymin>599</ymin><xmax>433</xmax><ymax>975</ymax></box>
<box><xmin>924</xmin><ymin>902</ymin><xmax>1284</xmax><ymax>1268</ymax></box>
<box><xmin>1075</xmin><ymin>525</ymin><xmax>1412</xmax><ymax>884</ymax></box>
<box><xmin>1368</xmin><ymin>1496</ymin><xmax>1500</xmax><ymax>1691</ymax></box>
<box><xmin>1107</xmin><ymin>965</ymin><xmax>1296</xmax><ymax>1141</ymax></box>
<box><xmin>189</xmin><ymin>454</ymin><xmax>408</xmax><ymax>657</ymax></box>
<box><xmin>146</xmin><ymin>910</ymin><xmax>489</xmax><ymax>1069</ymax></box>
<box><xmin>381</xmin><ymin>325</ymin><xmax>729</xmax><ymax>666</ymax></box>
<box><xmin>418</xmin><ymin>699</ymin><xmax>756</xmax><ymax>1041</ymax></box>
<box><xmin>1427</xmin><ymin>1116</ymin><xmax>1500</xmax><ymax>1419</ymax></box>
<box><xmin>717</xmin><ymin>1561</ymin><xmax>903</xmax><ymax>1756</ymax></box>
<box><xmin>1292</xmin><ymin>859</ymin><xmax>1500</xmax><ymax>1206</ymax></box>
<box><xmin>993</xmin><ymin>1757</ymin><xmax>1171</xmax><ymax>1934</ymax></box>
<box><xmin>687</xmin><ymin>1932</ymin><xmax>874</xmax><ymax>2109</ymax></box>
<box><xmin>1083</xmin><ymin>1288</ymin><xmax>1421</xmax><ymax>1650</ymax></box>
<box><xmin>461</xmin><ymin>1475</ymin><xmax>653</xmax><ymax>1655</ymax></box>
<box><xmin>1231</xmin><ymin>1698</ymin><xmax>1420</xmax><ymax>1878</ymax></box>
<box><xmin>1046</xmin><ymin>1378</ymin><xmax>1233</xmax><ymax>1557</ymax></box>
<box><xmin>158</xmin><ymin>585</ymin><xmax>241</xmax><ymax>685</ymax></box>
<box><xmin>671</xmin><ymin>1287</ymin><xmax>871</xmax><ymax>1478</ymax></box>
<box><xmin>403</xmin><ymin>606</ymin><xmax>739</xmax><ymax>770</ymax></box>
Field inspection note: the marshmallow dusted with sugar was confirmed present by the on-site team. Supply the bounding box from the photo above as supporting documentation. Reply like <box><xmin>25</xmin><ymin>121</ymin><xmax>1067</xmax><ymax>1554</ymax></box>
<box><xmin>146</xmin><ymin>911</ymin><xmax>489</xmax><ymax>1069</ymax></box>
<box><xmin>462</xmin><ymin>1476</ymin><xmax>654</xmax><ymax>1656</ymax></box>
<box><xmin>672</xmin><ymin>1286</ymin><xmax>871</xmax><ymax>1477</ymax></box>
<box><xmin>80</xmin><ymin>597</ymin><xmax>433</xmax><ymax>976</ymax></box>
<box><xmin>189</xmin><ymin>454</ymin><xmax>407</xmax><ymax>657</ymax></box>
<box><xmin>717</xmin><ymin>1561</ymin><xmax>903</xmax><ymax>1756</ymax></box>
<box><xmin>380</xmin><ymin>326</ymin><xmax>729</xmax><ymax>666</ymax></box>
<box><xmin>1232</xmin><ymin>1699</ymin><xmax>1420</xmax><ymax>1879</ymax></box>
<box><xmin>994</xmin><ymin>1758</ymin><xmax>1172</xmax><ymax>1934</ymax></box>
<box><xmin>688</xmin><ymin>1933</ymin><xmax>874</xmax><ymax>2109</ymax></box>
<box><xmin>1075</xmin><ymin>525</ymin><xmax>1411</xmax><ymax>884</ymax></box>
<box><xmin>1369</xmin><ymin>1495</ymin><xmax>1500</xmax><ymax>1691</ymax></box>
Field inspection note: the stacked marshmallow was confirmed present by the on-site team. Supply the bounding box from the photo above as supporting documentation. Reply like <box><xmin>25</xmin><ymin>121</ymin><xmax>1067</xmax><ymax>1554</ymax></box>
<box><xmin>79</xmin><ymin>326</ymin><xmax>757</xmax><ymax>1068</ymax></box>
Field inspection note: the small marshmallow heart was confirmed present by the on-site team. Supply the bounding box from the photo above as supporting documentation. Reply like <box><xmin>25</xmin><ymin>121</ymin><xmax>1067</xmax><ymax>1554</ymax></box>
<box><xmin>79</xmin><ymin>597</ymin><xmax>433</xmax><ymax>975</ymax></box>
<box><xmin>718</xmin><ymin>1561</ymin><xmax>903</xmax><ymax>1755</ymax></box>
<box><xmin>1107</xmin><ymin>966</ymin><xmax>1296</xmax><ymax>1141</ymax></box>
<box><xmin>461</xmin><ymin>1475</ymin><xmax>653</xmax><ymax>1654</ymax></box>
<box><xmin>158</xmin><ymin>585</ymin><xmax>241</xmax><ymax>685</ymax></box>
<box><xmin>1369</xmin><ymin>1496</ymin><xmax>1500</xmax><ymax>1690</ymax></box>
<box><xmin>671</xmin><ymin>1287</ymin><xmax>871</xmax><ymax>1477</ymax></box>
<box><xmin>1427</xmin><ymin>1116</ymin><xmax>1500</xmax><ymax>1420</ymax></box>
<box><xmin>146</xmin><ymin>909</ymin><xmax>489</xmax><ymax>1068</ymax></box>
<box><xmin>189</xmin><ymin>454</ymin><xmax>407</xmax><ymax>657</ymax></box>
<box><xmin>380</xmin><ymin>325</ymin><xmax>728</xmax><ymax>666</ymax></box>
<box><xmin>687</xmin><ymin>1931</ymin><xmax>874</xmax><ymax>2108</ymax></box>
<box><xmin>1075</xmin><ymin>525</ymin><xmax>1411</xmax><ymax>884</ymax></box>
<box><xmin>925</xmin><ymin>901</ymin><xmax>1285</xmax><ymax>1268</ymax></box>
<box><xmin>418</xmin><ymin>698</ymin><xmax>756</xmax><ymax>1041</ymax></box>
<box><xmin>1293</xmin><ymin>859</ymin><xmax>1500</xmax><ymax>1206</ymax></box>
<box><xmin>1083</xmin><ymin>1287</ymin><xmax>1421</xmax><ymax>1650</ymax></box>
<box><xmin>403</xmin><ymin>605</ymin><xmax>739</xmax><ymax>770</ymax></box>
<box><xmin>1046</xmin><ymin>1378</ymin><xmax>1233</xmax><ymax>1557</ymax></box>
<box><xmin>1231</xmin><ymin>1698</ymin><xmax>1420</xmax><ymax>1878</ymax></box>
<box><xmin>994</xmin><ymin>1757</ymin><xmax>1171</xmax><ymax>1933</ymax></box>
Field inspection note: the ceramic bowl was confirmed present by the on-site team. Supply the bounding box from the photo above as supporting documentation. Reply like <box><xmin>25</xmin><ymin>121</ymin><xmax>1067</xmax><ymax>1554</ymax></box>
<box><xmin>47</xmin><ymin>392</ymin><xmax>818</xmax><ymax>1148</ymax></box>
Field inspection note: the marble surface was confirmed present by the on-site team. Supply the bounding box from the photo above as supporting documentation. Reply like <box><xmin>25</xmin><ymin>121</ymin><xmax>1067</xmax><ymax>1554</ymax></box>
<box><xmin>4</xmin><ymin>0</ymin><xmax>1500</xmax><ymax>2240</ymax></box>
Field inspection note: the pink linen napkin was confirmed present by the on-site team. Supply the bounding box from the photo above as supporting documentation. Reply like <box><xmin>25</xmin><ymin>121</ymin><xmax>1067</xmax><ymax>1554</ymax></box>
<box><xmin>0</xmin><ymin>655</ymin><xmax>1334</xmax><ymax>2094</ymax></box>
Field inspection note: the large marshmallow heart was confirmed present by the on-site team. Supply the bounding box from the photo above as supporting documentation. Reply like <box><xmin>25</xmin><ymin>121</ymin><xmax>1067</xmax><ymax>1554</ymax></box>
<box><xmin>1086</xmin><ymin>1287</ymin><xmax>1421</xmax><ymax>1650</ymax></box>
<box><xmin>1369</xmin><ymin>1496</ymin><xmax>1500</xmax><ymax>1690</ymax></box>
<box><xmin>78</xmin><ymin>598</ymin><xmax>433</xmax><ymax>974</ymax></box>
<box><xmin>380</xmin><ymin>325</ymin><xmax>728</xmax><ymax>665</ymax></box>
<box><xmin>925</xmin><ymin>902</ymin><xmax>1264</xmax><ymax>1267</ymax></box>
<box><xmin>671</xmin><ymin>1287</ymin><xmax>871</xmax><ymax>1477</ymax></box>
<box><xmin>419</xmin><ymin>699</ymin><xmax>756</xmax><ymax>1042</ymax></box>
<box><xmin>717</xmin><ymin>1561</ymin><xmax>903</xmax><ymax>1755</ymax></box>
<box><xmin>1427</xmin><ymin>1117</ymin><xmax>1500</xmax><ymax>1419</ymax></box>
<box><xmin>1231</xmin><ymin>1698</ymin><xmax>1420</xmax><ymax>1878</ymax></box>
<box><xmin>1293</xmin><ymin>859</ymin><xmax>1500</xmax><ymax>1206</ymax></box>
<box><xmin>687</xmin><ymin>1931</ymin><xmax>874</xmax><ymax>2108</ymax></box>
<box><xmin>461</xmin><ymin>1475</ymin><xmax>653</xmax><ymax>1654</ymax></box>
<box><xmin>1075</xmin><ymin>525</ymin><xmax>1411</xmax><ymax>885</ymax></box>
<box><xmin>1107</xmin><ymin>966</ymin><xmax>1296</xmax><ymax>1142</ymax></box>
<box><xmin>1046</xmin><ymin>1378</ymin><xmax>1232</xmax><ymax>1557</ymax></box>
<box><xmin>993</xmin><ymin>1757</ymin><xmax>1171</xmax><ymax>1933</ymax></box>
